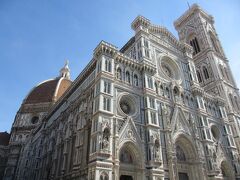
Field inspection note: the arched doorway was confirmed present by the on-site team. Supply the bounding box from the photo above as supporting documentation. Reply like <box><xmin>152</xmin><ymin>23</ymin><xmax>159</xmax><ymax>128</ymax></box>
<box><xmin>119</xmin><ymin>142</ymin><xmax>143</xmax><ymax>180</ymax></box>
<box><xmin>120</xmin><ymin>175</ymin><xmax>133</xmax><ymax>180</ymax></box>
<box><xmin>174</xmin><ymin>135</ymin><xmax>201</xmax><ymax>180</ymax></box>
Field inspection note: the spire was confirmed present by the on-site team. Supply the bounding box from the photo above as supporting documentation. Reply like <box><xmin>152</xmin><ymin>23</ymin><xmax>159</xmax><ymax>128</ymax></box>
<box><xmin>59</xmin><ymin>60</ymin><xmax>70</xmax><ymax>79</ymax></box>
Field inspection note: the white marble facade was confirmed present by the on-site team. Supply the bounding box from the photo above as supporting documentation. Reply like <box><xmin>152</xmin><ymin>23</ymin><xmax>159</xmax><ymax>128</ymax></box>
<box><xmin>3</xmin><ymin>4</ymin><xmax>240</xmax><ymax>180</ymax></box>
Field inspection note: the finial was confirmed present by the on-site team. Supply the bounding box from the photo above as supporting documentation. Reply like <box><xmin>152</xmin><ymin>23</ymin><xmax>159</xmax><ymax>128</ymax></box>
<box><xmin>64</xmin><ymin>59</ymin><xmax>69</xmax><ymax>68</ymax></box>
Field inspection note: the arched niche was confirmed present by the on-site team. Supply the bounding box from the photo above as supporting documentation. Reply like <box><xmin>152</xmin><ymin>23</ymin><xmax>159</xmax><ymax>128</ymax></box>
<box><xmin>174</xmin><ymin>133</ymin><xmax>202</xmax><ymax>180</ymax></box>
<box><xmin>118</xmin><ymin>141</ymin><xmax>144</xmax><ymax>180</ymax></box>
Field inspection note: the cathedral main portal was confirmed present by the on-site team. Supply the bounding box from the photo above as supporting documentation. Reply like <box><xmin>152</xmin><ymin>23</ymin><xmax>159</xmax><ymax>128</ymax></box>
<box><xmin>118</xmin><ymin>141</ymin><xmax>144</xmax><ymax>180</ymax></box>
<box><xmin>178</xmin><ymin>172</ymin><xmax>189</xmax><ymax>180</ymax></box>
<box><xmin>120</xmin><ymin>175</ymin><xmax>133</xmax><ymax>180</ymax></box>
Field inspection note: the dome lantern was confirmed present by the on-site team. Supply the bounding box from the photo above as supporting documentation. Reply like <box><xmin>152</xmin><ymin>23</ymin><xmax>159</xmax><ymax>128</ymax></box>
<box><xmin>60</xmin><ymin>60</ymin><xmax>70</xmax><ymax>80</ymax></box>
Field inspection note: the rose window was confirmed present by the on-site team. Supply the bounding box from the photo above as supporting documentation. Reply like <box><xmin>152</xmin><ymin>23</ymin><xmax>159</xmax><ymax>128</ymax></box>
<box><xmin>119</xmin><ymin>95</ymin><xmax>136</xmax><ymax>116</ymax></box>
<box><xmin>159</xmin><ymin>56</ymin><xmax>181</xmax><ymax>82</ymax></box>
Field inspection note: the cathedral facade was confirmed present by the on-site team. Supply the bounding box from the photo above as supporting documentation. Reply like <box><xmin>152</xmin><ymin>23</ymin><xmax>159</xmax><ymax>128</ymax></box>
<box><xmin>3</xmin><ymin>4</ymin><xmax>240</xmax><ymax>180</ymax></box>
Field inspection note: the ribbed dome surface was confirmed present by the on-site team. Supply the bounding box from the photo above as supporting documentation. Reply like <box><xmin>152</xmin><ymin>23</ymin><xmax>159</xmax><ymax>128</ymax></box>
<box><xmin>24</xmin><ymin>78</ymin><xmax>72</xmax><ymax>104</ymax></box>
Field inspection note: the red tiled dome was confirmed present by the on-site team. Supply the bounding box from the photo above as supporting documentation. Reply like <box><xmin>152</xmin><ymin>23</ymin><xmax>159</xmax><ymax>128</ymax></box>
<box><xmin>24</xmin><ymin>78</ymin><xmax>72</xmax><ymax>104</ymax></box>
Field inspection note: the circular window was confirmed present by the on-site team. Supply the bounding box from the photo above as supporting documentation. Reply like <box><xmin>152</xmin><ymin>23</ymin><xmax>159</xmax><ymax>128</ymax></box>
<box><xmin>31</xmin><ymin>116</ymin><xmax>39</xmax><ymax>124</ymax></box>
<box><xmin>119</xmin><ymin>95</ymin><xmax>136</xmax><ymax>116</ymax></box>
<box><xmin>211</xmin><ymin>125</ymin><xmax>220</xmax><ymax>141</ymax></box>
<box><xmin>159</xmin><ymin>56</ymin><xmax>181</xmax><ymax>82</ymax></box>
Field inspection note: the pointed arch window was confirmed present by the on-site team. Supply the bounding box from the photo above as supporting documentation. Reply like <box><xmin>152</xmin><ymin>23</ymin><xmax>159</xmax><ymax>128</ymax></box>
<box><xmin>166</xmin><ymin>87</ymin><xmax>170</xmax><ymax>99</ymax></box>
<box><xmin>103</xmin><ymin>97</ymin><xmax>111</xmax><ymax>111</ymax></box>
<box><xmin>126</xmin><ymin>71</ymin><xmax>131</xmax><ymax>83</ymax></box>
<box><xmin>133</xmin><ymin>74</ymin><xmax>139</xmax><ymax>86</ymax></box>
<box><xmin>203</xmin><ymin>66</ymin><xmax>209</xmax><ymax>79</ymax></box>
<box><xmin>189</xmin><ymin>37</ymin><xmax>201</xmax><ymax>55</ymax></box>
<box><xmin>105</xmin><ymin>59</ymin><xmax>112</xmax><ymax>72</ymax></box>
<box><xmin>103</xmin><ymin>81</ymin><xmax>111</xmax><ymax>94</ymax></box>
<box><xmin>197</xmin><ymin>70</ymin><xmax>202</xmax><ymax>83</ymax></box>
<box><xmin>100</xmin><ymin>172</ymin><xmax>109</xmax><ymax>180</ymax></box>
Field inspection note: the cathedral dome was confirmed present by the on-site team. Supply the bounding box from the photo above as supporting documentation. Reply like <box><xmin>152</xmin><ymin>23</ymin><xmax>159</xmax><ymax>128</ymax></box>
<box><xmin>23</xmin><ymin>78</ymin><xmax>72</xmax><ymax>104</ymax></box>
<box><xmin>23</xmin><ymin>61</ymin><xmax>72</xmax><ymax>105</ymax></box>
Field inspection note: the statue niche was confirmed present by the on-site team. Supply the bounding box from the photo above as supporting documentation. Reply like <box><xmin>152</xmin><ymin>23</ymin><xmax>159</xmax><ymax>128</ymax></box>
<box><xmin>102</xmin><ymin>127</ymin><xmax>110</xmax><ymax>150</ymax></box>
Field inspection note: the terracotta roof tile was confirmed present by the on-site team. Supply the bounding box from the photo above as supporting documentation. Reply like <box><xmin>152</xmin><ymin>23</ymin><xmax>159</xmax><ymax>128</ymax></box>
<box><xmin>24</xmin><ymin>78</ymin><xmax>72</xmax><ymax>105</ymax></box>
<box><xmin>24</xmin><ymin>79</ymin><xmax>59</xmax><ymax>104</ymax></box>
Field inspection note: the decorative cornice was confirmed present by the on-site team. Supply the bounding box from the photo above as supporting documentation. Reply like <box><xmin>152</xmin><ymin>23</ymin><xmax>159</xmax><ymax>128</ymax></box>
<box><xmin>149</xmin><ymin>24</ymin><xmax>182</xmax><ymax>49</ymax></box>
<box><xmin>191</xmin><ymin>84</ymin><xmax>204</xmax><ymax>96</ymax></box>
<box><xmin>131</xmin><ymin>15</ymin><xmax>150</xmax><ymax>31</ymax></box>
<box><xmin>94</xmin><ymin>40</ymin><xmax>157</xmax><ymax>75</ymax></box>
<box><xmin>94</xmin><ymin>40</ymin><xmax>118</xmax><ymax>58</ymax></box>
<box><xmin>146</xmin><ymin>20</ymin><xmax>193</xmax><ymax>55</ymax></box>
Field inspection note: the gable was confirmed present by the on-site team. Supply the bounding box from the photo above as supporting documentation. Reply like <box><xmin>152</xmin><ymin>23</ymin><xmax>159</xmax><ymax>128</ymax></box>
<box><xmin>118</xmin><ymin>117</ymin><xmax>142</xmax><ymax>146</ymax></box>
<box><xmin>171</xmin><ymin>107</ymin><xmax>191</xmax><ymax>136</ymax></box>
<box><xmin>149</xmin><ymin>25</ymin><xmax>183</xmax><ymax>52</ymax></box>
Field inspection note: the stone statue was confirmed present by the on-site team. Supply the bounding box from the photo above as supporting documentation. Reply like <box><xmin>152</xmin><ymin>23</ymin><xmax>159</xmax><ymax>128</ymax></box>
<box><xmin>162</xmin><ymin>104</ymin><xmax>171</xmax><ymax>129</ymax></box>
<box><xmin>102</xmin><ymin>138</ymin><xmax>109</xmax><ymax>149</ymax></box>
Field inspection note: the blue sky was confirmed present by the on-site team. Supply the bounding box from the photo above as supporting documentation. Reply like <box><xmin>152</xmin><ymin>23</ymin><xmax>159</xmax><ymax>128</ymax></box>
<box><xmin>0</xmin><ymin>0</ymin><xmax>240</xmax><ymax>132</ymax></box>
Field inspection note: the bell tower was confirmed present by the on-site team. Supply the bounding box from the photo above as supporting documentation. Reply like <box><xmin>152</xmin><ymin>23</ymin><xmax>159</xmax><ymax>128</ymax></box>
<box><xmin>174</xmin><ymin>4</ymin><xmax>240</xmax><ymax>175</ymax></box>
<box><xmin>174</xmin><ymin>4</ymin><xmax>240</xmax><ymax>111</ymax></box>
<box><xmin>174</xmin><ymin>4</ymin><xmax>238</xmax><ymax>91</ymax></box>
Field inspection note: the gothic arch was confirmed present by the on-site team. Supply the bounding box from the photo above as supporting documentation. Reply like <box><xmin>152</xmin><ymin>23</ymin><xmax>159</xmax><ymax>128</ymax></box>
<box><xmin>187</xmin><ymin>33</ymin><xmax>201</xmax><ymax>55</ymax></box>
<box><xmin>100</xmin><ymin>171</ymin><xmax>109</xmax><ymax>180</ymax></box>
<box><xmin>133</xmin><ymin>71</ymin><xmax>140</xmax><ymax>87</ymax></box>
<box><xmin>173</xmin><ymin>133</ymin><xmax>197</xmax><ymax>161</ymax></box>
<box><xmin>172</xmin><ymin>133</ymin><xmax>204</xmax><ymax>180</ymax></box>
<box><xmin>124</xmin><ymin>67</ymin><xmax>132</xmax><ymax>84</ymax></box>
<box><xmin>202</xmin><ymin>66</ymin><xmax>210</xmax><ymax>79</ymax></box>
<box><xmin>104</xmin><ymin>57</ymin><xmax>112</xmax><ymax>72</ymax></box>
<box><xmin>196</xmin><ymin>70</ymin><xmax>202</xmax><ymax>83</ymax></box>
<box><xmin>118</xmin><ymin>141</ymin><xmax>144</xmax><ymax>180</ymax></box>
